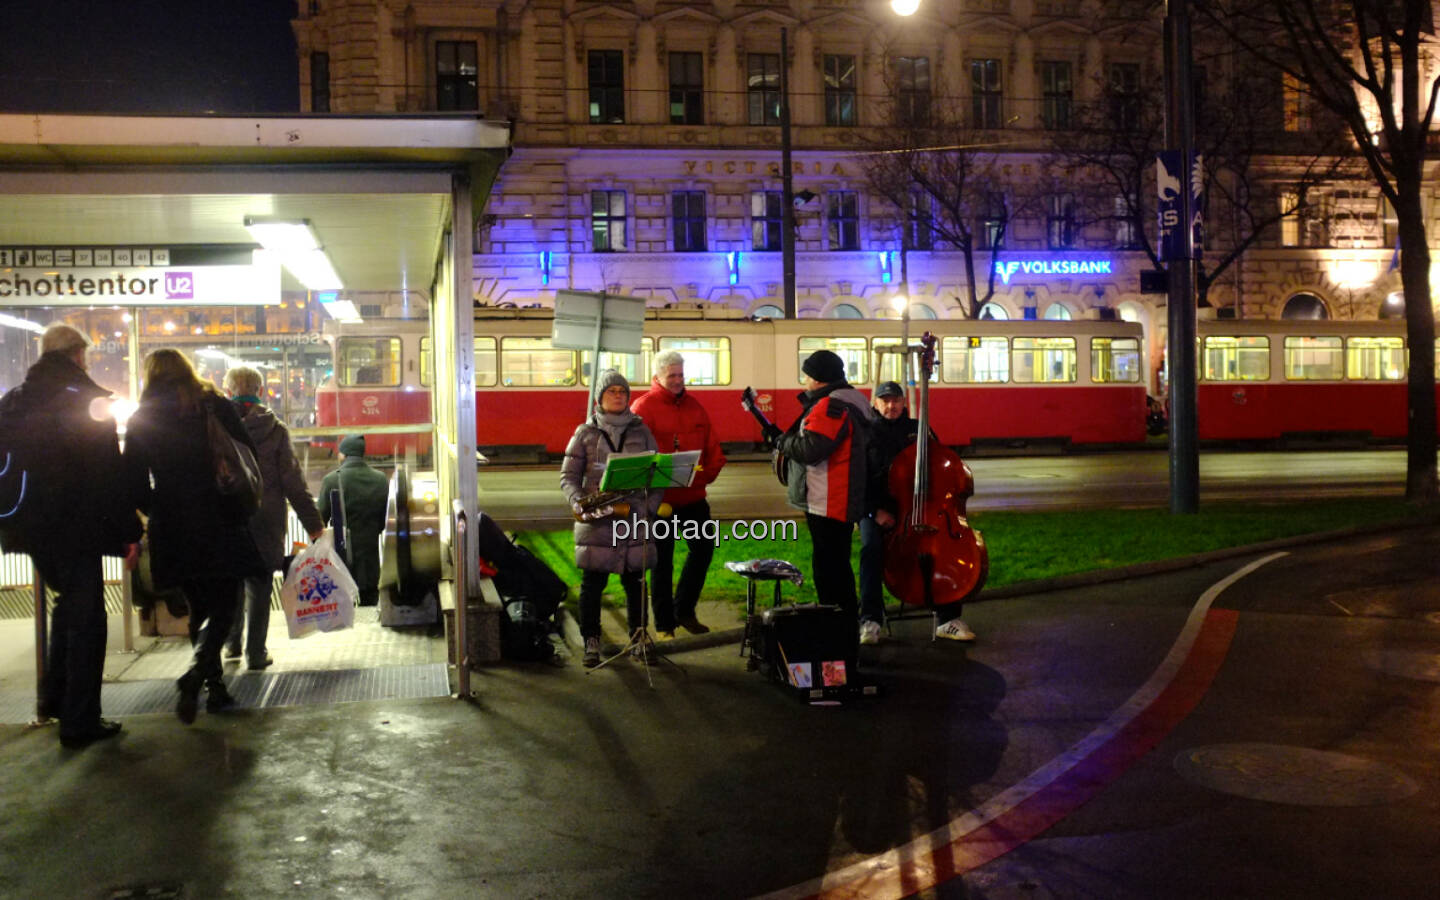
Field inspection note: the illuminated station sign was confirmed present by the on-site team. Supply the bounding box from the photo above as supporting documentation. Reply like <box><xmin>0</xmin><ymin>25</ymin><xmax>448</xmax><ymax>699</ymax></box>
<box><xmin>0</xmin><ymin>245</ymin><xmax>280</xmax><ymax>306</ymax></box>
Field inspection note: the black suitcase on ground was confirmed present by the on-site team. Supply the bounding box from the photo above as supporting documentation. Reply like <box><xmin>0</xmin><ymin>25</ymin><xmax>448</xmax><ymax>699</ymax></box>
<box><xmin>754</xmin><ymin>604</ymin><xmax>875</xmax><ymax>702</ymax></box>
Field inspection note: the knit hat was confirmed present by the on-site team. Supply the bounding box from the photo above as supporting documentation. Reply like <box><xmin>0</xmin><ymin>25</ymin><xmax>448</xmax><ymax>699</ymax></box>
<box><xmin>875</xmin><ymin>380</ymin><xmax>904</xmax><ymax>399</ymax></box>
<box><xmin>596</xmin><ymin>369</ymin><xmax>630</xmax><ymax>402</ymax></box>
<box><xmin>339</xmin><ymin>434</ymin><xmax>366</xmax><ymax>457</ymax></box>
<box><xmin>801</xmin><ymin>349</ymin><xmax>846</xmax><ymax>384</ymax></box>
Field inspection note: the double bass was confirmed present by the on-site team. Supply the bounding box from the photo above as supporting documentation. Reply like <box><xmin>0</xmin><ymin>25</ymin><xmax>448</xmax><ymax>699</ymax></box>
<box><xmin>882</xmin><ymin>333</ymin><xmax>988</xmax><ymax>608</ymax></box>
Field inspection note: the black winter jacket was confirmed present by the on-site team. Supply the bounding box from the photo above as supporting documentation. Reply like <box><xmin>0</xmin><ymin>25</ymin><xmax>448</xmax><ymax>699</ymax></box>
<box><xmin>0</xmin><ymin>352</ymin><xmax>141</xmax><ymax>556</ymax></box>
<box><xmin>124</xmin><ymin>387</ymin><xmax>266</xmax><ymax>588</ymax></box>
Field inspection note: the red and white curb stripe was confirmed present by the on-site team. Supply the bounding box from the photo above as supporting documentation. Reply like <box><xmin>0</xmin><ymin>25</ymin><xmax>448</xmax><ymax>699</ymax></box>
<box><xmin>759</xmin><ymin>552</ymin><xmax>1288</xmax><ymax>900</ymax></box>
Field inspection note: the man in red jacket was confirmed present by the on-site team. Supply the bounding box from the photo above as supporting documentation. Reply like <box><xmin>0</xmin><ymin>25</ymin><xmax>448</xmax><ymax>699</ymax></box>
<box><xmin>631</xmin><ymin>350</ymin><xmax>727</xmax><ymax>638</ymax></box>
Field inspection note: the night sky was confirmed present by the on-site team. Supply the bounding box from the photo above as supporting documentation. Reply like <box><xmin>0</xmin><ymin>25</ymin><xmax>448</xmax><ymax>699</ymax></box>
<box><xmin>0</xmin><ymin>1</ymin><xmax>298</xmax><ymax>114</ymax></box>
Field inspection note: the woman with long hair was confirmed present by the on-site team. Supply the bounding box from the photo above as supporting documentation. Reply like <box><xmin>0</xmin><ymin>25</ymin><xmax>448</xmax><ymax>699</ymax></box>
<box><xmin>124</xmin><ymin>349</ymin><xmax>265</xmax><ymax>724</ymax></box>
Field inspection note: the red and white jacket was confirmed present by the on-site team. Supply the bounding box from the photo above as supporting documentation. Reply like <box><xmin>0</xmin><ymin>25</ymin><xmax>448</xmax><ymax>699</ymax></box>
<box><xmin>775</xmin><ymin>384</ymin><xmax>873</xmax><ymax>523</ymax></box>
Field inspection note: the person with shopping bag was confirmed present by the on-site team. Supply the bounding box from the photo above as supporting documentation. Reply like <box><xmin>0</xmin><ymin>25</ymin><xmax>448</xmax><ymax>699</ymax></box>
<box><xmin>222</xmin><ymin>366</ymin><xmax>325</xmax><ymax>669</ymax></box>
<box><xmin>123</xmin><ymin>349</ymin><xmax>266</xmax><ymax>725</ymax></box>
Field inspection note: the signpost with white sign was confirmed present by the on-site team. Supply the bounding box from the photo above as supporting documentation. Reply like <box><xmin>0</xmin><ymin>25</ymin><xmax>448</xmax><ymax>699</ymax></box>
<box><xmin>552</xmin><ymin>289</ymin><xmax>646</xmax><ymax>416</ymax></box>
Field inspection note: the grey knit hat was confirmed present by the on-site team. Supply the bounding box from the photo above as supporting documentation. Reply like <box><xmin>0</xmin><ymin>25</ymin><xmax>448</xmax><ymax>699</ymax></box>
<box><xmin>596</xmin><ymin>368</ymin><xmax>630</xmax><ymax>402</ymax></box>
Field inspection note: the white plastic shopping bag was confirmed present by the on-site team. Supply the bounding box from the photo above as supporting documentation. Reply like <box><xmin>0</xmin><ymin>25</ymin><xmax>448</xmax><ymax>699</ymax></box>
<box><xmin>280</xmin><ymin>529</ymin><xmax>358</xmax><ymax>639</ymax></box>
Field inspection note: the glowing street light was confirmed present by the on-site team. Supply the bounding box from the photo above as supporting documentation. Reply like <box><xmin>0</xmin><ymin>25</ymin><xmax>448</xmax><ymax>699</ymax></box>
<box><xmin>891</xmin><ymin>0</ymin><xmax>920</xmax><ymax>15</ymax></box>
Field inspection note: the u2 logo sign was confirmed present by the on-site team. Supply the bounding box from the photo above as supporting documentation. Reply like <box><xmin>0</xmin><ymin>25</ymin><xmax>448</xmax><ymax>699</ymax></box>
<box><xmin>164</xmin><ymin>271</ymin><xmax>195</xmax><ymax>300</ymax></box>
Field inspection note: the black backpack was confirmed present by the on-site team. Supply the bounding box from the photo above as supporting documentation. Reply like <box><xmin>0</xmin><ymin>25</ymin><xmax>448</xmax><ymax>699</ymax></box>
<box><xmin>501</xmin><ymin>599</ymin><xmax>555</xmax><ymax>662</ymax></box>
<box><xmin>0</xmin><ymin>385</ymin><xmax>61</xmax><ymax>553</ymax></box>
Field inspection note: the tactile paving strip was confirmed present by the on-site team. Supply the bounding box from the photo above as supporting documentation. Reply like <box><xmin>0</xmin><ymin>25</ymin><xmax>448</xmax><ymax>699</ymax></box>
<box><xmin>0</xmin><ymin>664</ymin><xmax>449</xmax><ymax>723</ymax></box>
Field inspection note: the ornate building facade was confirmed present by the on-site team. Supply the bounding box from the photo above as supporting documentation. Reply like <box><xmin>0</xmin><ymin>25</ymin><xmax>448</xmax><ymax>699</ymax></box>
<box><xmin>291</xmin><ymin>0</ymin><xmax>1414</xmax><ymax>373</ymax></box>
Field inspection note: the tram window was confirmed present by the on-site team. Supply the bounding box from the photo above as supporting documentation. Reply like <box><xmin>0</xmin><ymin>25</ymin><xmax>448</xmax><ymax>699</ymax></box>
<box><xmin>474</xmin><ymin>337</ymin><xmax>497</xmax><ymax>386</ymax></box>
<box><xmin>1012</xmin><ymin>337</ymin><xmax>1076</xmax><ymax>384</ymax></box>
<box><xmin>940</xmin><ymin>336</ymin><xmax>1007</xmax><ymax>383</ymax></box>
<box><xmin>657</xmin><ymin>337</ymin><xmax>731</xmax><ymax>385</ymax></box>
<box><xmin>582</xmin><ymin>338</ymin><xmax>655</xmax><ymax>385</ymax></box>
<box><xmin>420</xmin><ymin>336</ymin><xmax>497</xmax><ymax>387</ymax></box>
<box><xmin>1091</xmin><ymin>337</ymin><xmax>1141</xmax><ymax>383</ymax></box>
<box><xmin>797</xmin><ymin>337</ymin><xmax>867</xmax><ymax>384</ymax></box>
<box><xmin>500</xmin><ymin>337</ymin><xmax>577</xmax><ymax>386</ymax></box>
<box><xmin>1202</xmin><ymin>336</ymin><xmax>1269</xmax><ymax>381</ymax></box>
<box><xmin>1345</xmin><ymin>336</ymin><xmax>1404</xmax><ymax>381</ymax></box>
<box><xmin>873</xmin><ymin>343</ymin><xmax>937</xmax><ymax>384</ymax></box>
<box><xmin>1283</xmin><ymin>336</ymin><xmax>1343</xmax><ymax>380</ymax></box>
<box><xmin>337</xmin><ymin>337</ymin><xmax>402</xmax><ymax>387</ymax></box>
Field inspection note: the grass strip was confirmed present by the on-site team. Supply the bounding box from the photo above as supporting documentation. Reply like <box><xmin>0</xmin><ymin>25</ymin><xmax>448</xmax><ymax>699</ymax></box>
<box><xmin>511</xmin><ymin>498</ymin><xmax>1429</xmax><ymax>613</ymax></box>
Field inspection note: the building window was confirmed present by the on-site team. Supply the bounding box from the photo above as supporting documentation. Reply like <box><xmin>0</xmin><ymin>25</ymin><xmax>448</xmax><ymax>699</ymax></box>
<box><xmin>748</xmin><ymin>53</ymin><xmax>781</xmax><ymax>125</ymax></box>
<box><xmin>669</xmin><ymin>52</ymin><xmax>703</xmax><ymax>125</ymax></box>
<box><xmin>751</xmin><ymin>191</ymin><xmax>783</xmax><ymax>251</ymax></box>
<box><xmin>1110</xmin><ymin>63</ymin><xmax>1140</xmax><ymax>131</ymax></box>
<box><xmin>971</xmin><ymin>58</ymin><xmax>1002</xmax><ymax>128</ymax></box>
<box><xmin>1283</xmin><ymin>72</ymin><xmax>1312</xmax><ymax>132</ymax></box>
<box><xmin>828</xmin><ymin>191</ymin><xmax>859</xmax><ymax>251</ymax></box>
<box><xmin>1040</xmin><ymin>61</ymin><xmax>1072</xmax><ymax>130</ymax></box>
<box><xmin>906</xmin><ymin>191</ymin><xmax>934</xmax><ymax>250</ymax></box>
<box><xmin>672</xmin><ymin>191</ymin><xmax>706</xmax><ymax>251</ymax></box>
<box><xmin>978</xmin><ymin>192</ymin><xmax>1006</xmax><ymax>250</ymax></box>
<box><xmin>824</xmin><ymin>54</ymin><xmax>857</xmax><ymax>126</ymax></box>
<box><xmin>310</xmin><ymin>52</ymin><xmax>330</xmax><ymax>113</ymax></box>
<box><xmin>1114</xmin><ymin>194</ymin><xmax>1137</xmax><ymax>248</ymax></box>
<box><xmin>588</xmin><ymin>50</ymin><xmax>625</xmax><ymax>124</ymax></box>
<box><xmin>591</xmin><ymin>190</ymin><xmax>627</xmax><ymax>252</ymax></box>
<box><xmin>894</xmin><ymin>56</ymin><xmax>931</xmax><ymax>126</ymax></box>
<box><xmin>1047</xmin><ymin>193</ymin><xmax>1076</xmax><ymax>249</ymax></box>
<box><xmin>436</xmin><ymin>41</ymin><xmax>478</xmax><ymax>111</ymax></box>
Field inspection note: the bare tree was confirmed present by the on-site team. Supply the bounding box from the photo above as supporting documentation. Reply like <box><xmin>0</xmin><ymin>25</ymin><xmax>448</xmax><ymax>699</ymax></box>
<box><xmin>1048</xmin><ymin>40</ymin><xmax>1361</xmax><ymax>309</ymax></box>
<box><xmin>1197</xmin><ymin>0</ymin><xmax>1437</xmax><ymax>502</ymax></box>
<box><xmin>857</xmin><ymin>68</ymin><xmax>1036</xmax><ymax>319</ymax></box>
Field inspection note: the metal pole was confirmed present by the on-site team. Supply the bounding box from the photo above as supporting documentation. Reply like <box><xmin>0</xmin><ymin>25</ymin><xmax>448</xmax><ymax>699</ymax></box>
<box><xmin>780</xmin><ymin>26</ymin><xmax>797</xmax><ymax>319</ymax></box>
<box><xmin>1165</xmin><ymin>0</ymin><xmax>1199</xmax><ymax>513</ymax></box>
<box><xmin>900</xmin><ymin>242</ymin><xmax>913</xmax><ymax>410</ymax></box>
<box><xmin>33</xmin><ymin>568</ymin><xmax>47</xmax><ymax>722</ymax></box>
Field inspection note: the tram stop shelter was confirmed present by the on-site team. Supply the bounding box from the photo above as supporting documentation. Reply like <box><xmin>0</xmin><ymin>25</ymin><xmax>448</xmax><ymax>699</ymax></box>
<box><xmin>0</xmin><ymin>113</ymin><xmax>511</xmax><ymax>696</ymax></box>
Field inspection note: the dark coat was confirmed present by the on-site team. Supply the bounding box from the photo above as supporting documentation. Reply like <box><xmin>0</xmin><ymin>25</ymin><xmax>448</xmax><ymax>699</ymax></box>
<box><xmin>0</xmin><ymin>352</ymin><xmax>141</xmax><ymax>556</ymax></box>
<box><xmin>866</xmin><ymin>413</ymin><xmax>922</xmax><ymax>517</ymax></box>
<box><xmin>318</xmin><ymin>456</ymin><xmax>389</xmax><ymax>596</ymax></box>
<box><xmin>236</xmin><ymin>402</ymin><xmax>324</xmax><ymax>572</ymax></box>
<box><xmin>124</xmin><ymin>388</ymin><xmax>266</xmax><ymax>588</ymax></box>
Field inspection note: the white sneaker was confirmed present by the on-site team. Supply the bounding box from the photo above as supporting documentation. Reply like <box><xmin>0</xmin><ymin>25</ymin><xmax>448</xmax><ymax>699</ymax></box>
<box><xmin>859</xmin><ymin>620</ymin><xmax>882</xmax><ymax>645</ymax></box>
<box><xmin>935</xmin><ymin>619</ymin><xmax>976</xmax><ymax>642</ymax></box>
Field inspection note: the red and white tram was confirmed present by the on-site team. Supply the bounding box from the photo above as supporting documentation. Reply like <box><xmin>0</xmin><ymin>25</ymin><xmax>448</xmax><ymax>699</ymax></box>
<box><xmin>316</xmin><ymin>309</ymin><xmax>1149</xmax><ymax>456</ymax></box>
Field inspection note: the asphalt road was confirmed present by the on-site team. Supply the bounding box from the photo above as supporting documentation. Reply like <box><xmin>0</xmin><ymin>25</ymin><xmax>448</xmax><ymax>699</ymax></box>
<box><xmin>476</xmin><ymin>449</ymin><xmax>1409</xmax><ymax>528</ymax></box>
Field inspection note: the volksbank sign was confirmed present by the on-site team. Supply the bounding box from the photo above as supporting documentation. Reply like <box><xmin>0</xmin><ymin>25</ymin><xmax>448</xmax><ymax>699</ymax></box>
<box><xmin>993</xmin><ymin>258</ymin><xmax>1113</xmax><ymax>285</ymax></box>
<box><xmin>0</xmin><ymin>262</ymin><xmax>279</xmax><ymax>306</ymax></box>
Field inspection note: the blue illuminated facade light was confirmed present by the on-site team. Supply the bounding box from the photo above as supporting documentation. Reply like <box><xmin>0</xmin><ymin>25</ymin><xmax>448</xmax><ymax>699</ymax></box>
<box><xmin>878</xmin><ymin>251</ymin><xmax>893</xmax><ymax>284</ymax></box>
<box><xmin>726</xmin><ymin>250</ymin><xmax>740</xmax><ymax>285</ymax></box>
<box><xmin>539</xmin><ymin>251</ymin><xmax>553</xmax><ymax>286</ymax></box>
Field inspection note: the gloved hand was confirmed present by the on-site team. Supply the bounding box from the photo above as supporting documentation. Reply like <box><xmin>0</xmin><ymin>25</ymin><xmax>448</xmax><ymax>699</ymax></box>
<box><xmin>761</xmin><ymin>423</ymin><xmax>782</xmax><ymax>445</ymax></box>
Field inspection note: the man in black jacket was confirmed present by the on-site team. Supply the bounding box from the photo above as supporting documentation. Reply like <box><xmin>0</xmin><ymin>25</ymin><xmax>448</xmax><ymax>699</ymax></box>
<box><xmin>0</xmin><ymin>324</ymin><xmax>141</xmax><ymax>747</ymax></box>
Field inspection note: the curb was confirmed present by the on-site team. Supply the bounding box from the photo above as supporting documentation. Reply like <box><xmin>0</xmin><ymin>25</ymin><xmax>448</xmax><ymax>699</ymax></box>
<box><xmin>551</xmin><ymin>512</ymin><xmax>1440</xmax><ymax>657</ymax></box>
<box><xmin>972</xmin><ymin>510</ymin><xmax>1440</xmax><ymax>602</ymax></box>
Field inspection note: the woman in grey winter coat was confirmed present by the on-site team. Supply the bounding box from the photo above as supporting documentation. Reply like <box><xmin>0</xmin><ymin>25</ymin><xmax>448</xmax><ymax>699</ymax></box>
<box><xmin>223</xmin><ymin>366</ymin><xmax>325</xmax><ymax>670</ymax></box>
<box><xmin>559</xmin><ymin>370</ymin><xmax>662</xmax><ymax>667</ymax></box>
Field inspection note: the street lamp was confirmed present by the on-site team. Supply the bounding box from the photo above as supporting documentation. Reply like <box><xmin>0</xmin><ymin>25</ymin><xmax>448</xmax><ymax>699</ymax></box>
<box><xmin>890</xmin><ymin>0</ymin><xmax>920</xmax><ymax>16</ymax></box>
